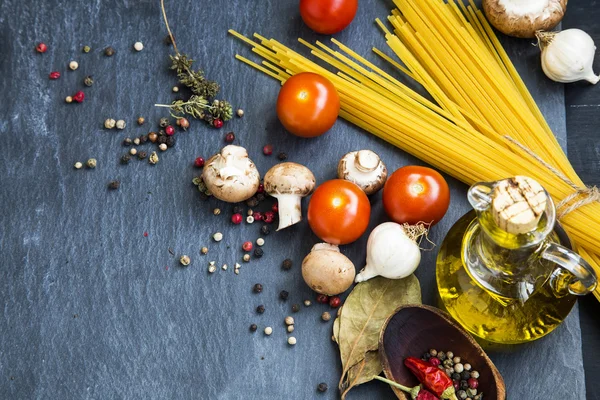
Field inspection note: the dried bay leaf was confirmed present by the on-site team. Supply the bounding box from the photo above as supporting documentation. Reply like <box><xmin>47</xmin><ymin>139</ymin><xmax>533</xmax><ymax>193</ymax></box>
<box><xmin>333</xmin><ymin>305</ymin><xmax>343</xmax><ymax>344</ymax></box>
<box><xmin>336</xmin><ymin>275</ymin><xmax>421</xmax><ymax>398</ymax></box>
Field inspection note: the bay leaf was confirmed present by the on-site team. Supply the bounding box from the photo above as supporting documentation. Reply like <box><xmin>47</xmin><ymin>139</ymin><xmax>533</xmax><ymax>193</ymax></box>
<box><xmin>336</xmin><ymin>275</ymin><xmax>421</xmax><ymax>395</ymax></box>
<box><xmin>340</xmin><ymin>350</ymin><xmax>382</xmax><ymax>399</ymax></box>
<box><xmin>332</xmin><ymin>305</ymin><xmax>343</xmax><ymax>344</ymax></box>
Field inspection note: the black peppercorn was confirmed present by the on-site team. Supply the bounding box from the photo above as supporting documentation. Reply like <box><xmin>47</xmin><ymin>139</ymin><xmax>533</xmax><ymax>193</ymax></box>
<box><xmin>253</xmin><ymin>283</ymin><xmax>263</xmax><ymax>293</ymax></box>
<box><xmin>137</xmin><ymin>151</ymin><xmax>147</xmax><ymax>160</ymax></box>
<box><xmin>104</xmin><ymin>46</ymin><xmax>115</xmax><ymax>56</ymax></box>
<box><xmin>452</xmin><ymin>373</ymin><xmax>461</xmax><ymax>381</ymax></box>
<box><xmin>282</xmin><ymin>259</ymin><xmax>293</xmax><ymax>270</ymax></box>
<box><xmin>123</xmin><ymin>138</ymin><xmax>132</xmax><ymax>146</ymax></box>
<box><xmin>256</xmin><ymin>305</ymin><xmax>265</xmax><ymax>314</ymax></box>
<box><xmin>460</xmin><ymin>371</ymin><xmax>471</xmax><ymax>380</ymax></box>
<box><xmin>139</xmin><ymin>135</ymin><xmax>148</xmax><ymax>144</ymax></box>
<box><xmin>108</xmin><ymin>180</ymin><xmax>120</xmax><ymax>190</ymax></box>
<box><xmin>83</xmin><ymin>75</ymin><xmax>94</xmax><ymax>87</ymax></box>
<box><xmin>246</xmin><ymin>197</ymin><xmax>259</xmax><ymax>207</ymax></box>
<box><xmin>279</xmin><ymin>290</ymin><xmax>289</xmax><ymax>301</ymax></box>
<box><xmin>158</xmin><ymin>129</ymin><xmax>166</xmax><ymax>137</ymax></box>
<box><xmin>157</xmin><ymin>136</ymin><xmax>167</xmax><ymax>145</ymax></box>
<box><xmin>260</xmin><ymin>225</ymin><xmax>270</xmax><ymax>236</ymax></box>
<box><xmin>121</xmin><ymin>154</ymin><xmax>131</xmax><ymax>164</ymax></box>
<box><xmin>422</xmin><ymin>352</ymin><xmax>431</xmax><ymax>361</ymax></box>
<box><xmin>166</xmin><ymin>136</ymin><xmax>176</xmax><ymax>147</ymax></box>
<box><xmin>437</xmin><ymin>351</ymin><xmax>447</xmax><ymax>361</ymax></box>
<box><xmin>278</xmin><ymin>152</ymin><xmax>287</xmax><ymax>161</ymax></box>
<box><xmin>249</xmin><ymin>324</ymin><xmax>257</xmax><ymax>332</ymax></box>
<box><xmin>256</xmin><ymin>193</ymin><xmax>266</xmax><ymax>202</ymax></box>
<box><xmin>317</xmin><ymin>383</ymin><xmax>328</xmax><ymax>393</ymax></box>
<box><xmin>159</xmin><ymin>117</ymin><xmax>169</xmax><ymax>128</ymax></box>
<box><xmin>254</xmin><ymin>248</ymin><xmax>264</xmax><ymax>258</ymax></box>
<box><xmin>292</xmin><ymin>304</ymin><xmax>300</xmax><ymax>313</ymax></box>
<box><xmin>460</xmin><ymin>380</ymin><xmax>469</xmax><ymax>390</ymax></box>
<box><xmin>233</xmin><ymin>205</ymin><xmax>243</xmax><ymax>214</ymax></box>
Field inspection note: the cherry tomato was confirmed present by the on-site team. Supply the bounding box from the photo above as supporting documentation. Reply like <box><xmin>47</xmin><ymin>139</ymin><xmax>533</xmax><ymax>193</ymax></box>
<box><xmin>299</xmin><ymin>0</ymin><xmax>358</xmax><ymax>35</ymax></box>
<box><xmin>382</xmin><ymin>166</ymin><xmax>450</xmax><ymax>226</ymax></box>
<box><xmin>308</xmin><ymin>179</ymin><xmax>371</xmax><ymax>245</ymax></box>
<box><xmin>276</xmin><ymin>72</ymin><xmax>340</xmax><ymax>138</ymax></box>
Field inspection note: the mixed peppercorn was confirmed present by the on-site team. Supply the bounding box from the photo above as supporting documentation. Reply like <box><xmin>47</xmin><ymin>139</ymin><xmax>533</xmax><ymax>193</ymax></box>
<box><xmin>421</xmin><ymin>350</ymin><xmax>483</xmax><ymax>400</ymax></box>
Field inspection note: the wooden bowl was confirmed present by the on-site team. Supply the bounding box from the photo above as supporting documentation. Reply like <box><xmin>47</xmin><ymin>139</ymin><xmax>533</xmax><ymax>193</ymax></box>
<box><xmin>379</xmin><ymin>304</ymin><xmax>506</xmax><ymax>400</ymax></box>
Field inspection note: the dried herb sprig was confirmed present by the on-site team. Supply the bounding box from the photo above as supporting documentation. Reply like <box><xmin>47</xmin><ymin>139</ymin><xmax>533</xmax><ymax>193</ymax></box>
<box><xmin>158</xmin><ymin>0</ymin><xmax>231</xmax><ymax>125</ymax></box>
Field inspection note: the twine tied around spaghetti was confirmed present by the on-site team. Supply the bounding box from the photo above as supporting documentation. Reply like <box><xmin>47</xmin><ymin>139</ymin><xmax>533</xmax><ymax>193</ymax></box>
<box><xmin>504</xmin><ymin>135</ymin><xmax>600</xmax><ymax>219</ymax></box>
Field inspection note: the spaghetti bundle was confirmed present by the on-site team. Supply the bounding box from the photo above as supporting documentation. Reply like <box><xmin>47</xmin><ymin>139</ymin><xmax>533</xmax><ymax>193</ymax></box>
<box><xmin>230</xmin><ymin>0</ymin><xmax>600</xmax><ymax>300</ymax></box>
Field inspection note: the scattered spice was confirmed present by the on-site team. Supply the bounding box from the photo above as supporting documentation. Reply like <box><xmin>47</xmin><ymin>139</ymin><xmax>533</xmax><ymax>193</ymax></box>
<box><xmin>287</xmin><ymin>325</ymin><xmax>295</xmax><ymax>333</ymax></box>
<box><xmin>159</xmin><ymin>143</ymin><xmax>167</xmax><ymax>151</ymax></box>
<box><xmin>246</xmin><ymin>216</ymin><xmax>254</xmax><ymax>224</ymax></box>
<box><xmin>49</xmin><ymin>71</ymin><xmax>60</xmax><ymax>80</ymax></box>
<box><xmin>292</xmin><ymin>304</ymin><xmax>300</xmax><ymax>313</ymax></box>
<box><xmin>249</xmin><ymin>324</ymin><xmax>258</xmax><ymax>332</ymax></box>
<box><xmin>129</xmin><ymin>148</ymin><xmax>137</xmax><ymax>156</ymax></box>
<box><xmin>121</xmin><ymin>154</ymin><xmax>131</xmax><ymax>164</ymax></box>
<box><xmin>213</xmin><ymin>208</ymin><xmax>221</xmax><ymax>216</ymax></box>
<box><xmin>69</xmin><ymin>61</ymin><xmax>79</xmax><ymax>71</ymax></box>
<box><xmin>222</xmin><ymin>264</ymin><xmax>228</xmax><ymax>271</ymax></box>
<box><xmin>254</xmin><ymin>248</ymin><xmax>264</xmax><ymax>258</ymax></box>
<box><xmin>233</xmin><ymin>206</ymin><xmax>243</xmax><ymax>214</ymax></box>
<box><xmin>123</xmin><ymin>138</ymin><xmax>132</xmax><ymax>146</ymax></box>
<box><xmin>73</xmin><ymin>91</ymin><xmax>85</xmax><ymax>103</ymax></box>
<box><xmin>134</xmin><ymin>41</ymin><xmax>144</xmax><ymax>52</ymax></box>
<box><xmin>243</xmin><ymin>254</ymin><xmax>251</xmax><ymax>262</ymax></box>
<box><xmin>137</xmin><ymin>117</ymin><xmax>145</xmax><ymax>125</ymax></box>
<box><xmin>83</xmin><ymin>75</ymin><xmax>94</xmax><ymax>87</ymax></box>
<box><xmin>104</xmin><ymin>46</ymin><xmax>115</xmax><ymax>56</ymax></box>
<box><xmin>322</xmin><ymin>312</ymin><xmax>331</xmax><ymax>321</ymax></box>
<box><xmin>168</xmin><ymin>247</ymin><xmax>175</xmax><ymax>256</ymax></box>
<box><xmin>253</xmin><ymin>283</ymin><xmax>263</xmax><ymax>293</ymax></box>
<box><xmin>65</xmin><ymin>96</ymin><xmax>72</xmax><ymax>103</ymax></box>
<box><xmin>36</xmin><ymin>43</ymin><xmax>48</xmax><ymax>53</ymax></box>
<box><xmin>284</xmin><ymin>316</ymin><xmax>294</xmax><ymax>326</ymax></box>
<box><xmin>231</xmin><ymin>213</ymin><xmax>243</xmax><ymax>224</ymax></box>
<box><xmin>177</xmin><ymin>117</ymin><xmax>189</xmax><ymax>129</ymax></box>
<box><xmin>82</xmin><ymin>45</ymin><xmax>91</xmax><ymax>53</ymax></box>
<box><xmin>208</xmin><ymin>262</ymin><xmax>216</xmax><ymax>273</ymax></box>
<box><xmin>278</xmin><ymin>152</ymin><xmax>288</xmax><ymax>161</ymax></box>
<box><xmin>148</xmin><ymin>132</ymin><xmax>158</xmax><ymax>143</ymax></box>
<box><xmin>86</xmin><ymin>158</ymin><xmax>97</xmax><ymax>169</ymax></box>
<box><xmin>138</xmin><ymin>151</ymin><xmax>147</xmax><ymax>160</ymax></box>
<box><xmin>281</xmin><ymin>259</ymin><xmax>293</xmax><ymax>270</ymax></box>
<box><xmin>179</xmin><ymin>255</ymin><xmax>191</xmax><ymax>266</ymax></box>
<box><xmin>74</xmin><ymin>162</ymin><xmax>83</xmax><ymax>169</ymax></box>
<box><xmin>116</xmin><ymin>120</ymin><xmax>126</xmax><ymax>130</ymax></box>
<box><xmin>225</xmin><ymin>132</ymin><xmax>235</xmax><ymax>143</ymax></box>
<box><xmin>256</xmin><ymin>305</ymin><xmax>265</xmax><ymax>314</ymax></box>
<box><xmin>264</xmin><ymin>326</ymin><xmax>273</xmax><ymax>336</ymax></box>
<box><xmin>105</xmin><ymin>119</ymin><xmax>116</xmax><ymax>129</ymax></box>
<box><xmin>316</xmin><ymin>294</ymin><xmax>329</xmax><ymax>304</ymax></box>
<box><xmin>304</xmin><ymin>300</ymin><xmax>312</xmax><ymax>307</ymax></box>
<box><xmin>243</xmin><ymin>241</ymin><xmax>253</xmax><ymax>252</ymax></box>
<box><xmin>404</xmin><ymin>357</ymin><xmax>457</xmax><ymax>400</ymax></box>
<box><xmin>108</xmin><ymin>180</ymin><xmax>120</xmax><ymax>190</ymax></box>
<box><xmin>329</xmin><ymin>296</ymin><xmax>342</xmax><ymax>308</ymax></box>
<box><xmin>317</xmin><ymin>383</ymin><xmax>328</xmax><ymax>393</ymax></box>
<box><xmin>261</xmin><ymin>225</ymin><xmax>271</xmax><ymax>236</ymax></box>
<box><xmin>159</xmin><ymin>117</ymin><xmax>170</xmax><ymax>128</ymax></box>
<box><xmin>263</xmin><ymin>144</ymin><xmax>273</xmax><ymax>156</ymax></box>
<box><xmin>165</xmin><ymin>125</ymin><xmax>175</xmax><ymax>136</ymax></box>
<box><xmin>279</xmin><ymin>290</ymin><xmax>289</xmax><ymax>301</ymax></box>
<box><xmin>236</xmin><ymin>108</ymin><xmax>244</xmax><ymax>117</ymax></box>
<box><xmin>287</xmin><ymin>337</ymin><xmax>297</xmax><ymax>346</ymax></box>
<box><xmin>149</xmin><ymin>151</ymin><xmax>159</xmax><ymax>165</ymax></box>
<box><xmin>201</xmin><ymin>247</ymin><xmax>208</xmax><ymax>255</ymax></box>
<box><xmin>213</xmin><ymin>118</ymin><xmax>224</xmax><ymax>129</ymax></box>
<box><xmin>213</xmin><ymin>232</ymin><xmax>223</xmax><ymax>242</ymax></box>
<box><xmin>172</xmin><ymin>86</ymin><xmax>179</xmax><ymax>93</ymax></box>
<box><xmin>256</xmin><ymin>238</ymin><xmax>265</xmax><ymax>247</ymax></box>
<box><xmin>133</xmin><ymin>138</ymin><xmax>141</xmax><ymax>146</ymax></box>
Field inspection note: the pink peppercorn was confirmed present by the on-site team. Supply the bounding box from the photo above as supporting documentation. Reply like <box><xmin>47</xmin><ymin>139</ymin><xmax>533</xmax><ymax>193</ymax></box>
<box><xmin>231</xmin><ymin>213</ymin><xmax>243</xmax><ymax>225</ymax></box>
<box><xmin>264</xmin><ymin>211</ymin><xmax>275</xmax><ymax>224</ymax></box>
<box><xmin>467</xmin><ymin>378</ymin><xmax>478</xmax><ymax>389</ymax></box>
<box><xmin>429</xmin><ymin>357</ymin><xmax>441</xmax><ymax>367</ymax></box>
<box><xmin>49</xmin><ymin>71</ymin><xmax>60</xmax><ymax>80</ymax></box>
<box><xmin>213</xmin><ymin>118</ymin><xmax>223</xmax><ymax>129</ymax></box>
<box><xmin>72</xmin><ymin>91</ymin><xmax>85</xmax><ymax>103</ymax></box>
<box><xmin>36</xmin><ymin>43</ymin><xmax>47</xmax><ymax>53</ymax></box>
<box><xmin>165</xmin><ymin>125</ymin><xmax>175</xmax><ymax>136</ymax></box>
<box><xmin>242</xmin><ymin>241</ymin><xmax>253</xmax><ymax>252</ymax></box>
<box><xmin>316</xmin><ymin>294</ymin><xmax>329</xmax><ymax>304</ymax></box>
<box><xmin>271</xmin><ymin>202</ymin><xmax>278</xmax><ymax>213</ymax></box>
<box><xmin>263</xmin><ymin>144</ymin><xmax>273</xmax><ymax>156</ymax></box>
<box><xmin>257</xmin><ymin>183</ymin><xmax>264</xmax><ymax>194</ymax></box>
<box><xmin>225</xmin><ymin>132</ymin><xmax>235</xmax><ymax>143</ymax></box>
<box><xmin>253</xmin><ymin>212</ymin><xmax>263</xmax><ymax>221</ymax></box>
<box><xmin>177</xmin><ymin>118</ymin><xmax>190</xmax><ymax>130</ymax></box>
<box><xmin>194</xmin><ymin>157</ymin><xmax>205</xmax><ymax>168</ymax></box>
<box><xmin>329</xmin><ymin>296</ymin><xmax>342</xmax><ymax>308</ymax></box>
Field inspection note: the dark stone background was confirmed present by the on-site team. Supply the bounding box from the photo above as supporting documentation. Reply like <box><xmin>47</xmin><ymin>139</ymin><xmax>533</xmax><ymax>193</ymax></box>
<box><xmin>0</xmin><ymin>0</ymin><xmax>598</xmax><ymax>399</ymax></box>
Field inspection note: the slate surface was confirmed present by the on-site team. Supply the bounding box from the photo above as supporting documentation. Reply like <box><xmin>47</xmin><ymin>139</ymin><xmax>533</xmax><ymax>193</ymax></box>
<box><xmin>0</xmin><ymin>0</ymin><xmax>591</xmax><ymax>399</ymax></box>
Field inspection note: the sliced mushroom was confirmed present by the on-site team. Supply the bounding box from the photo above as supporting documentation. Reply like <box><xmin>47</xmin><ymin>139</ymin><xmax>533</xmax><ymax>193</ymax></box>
<box><xmin>337</xmin><ymin>150</ymin><xmax>388</xmax><ymax>195</ymax></box>
<box><xmin>263</xmin><ymin>162</ymin><xmax>316</xmax><ymax>231</ymax></box>
<box><xmin>201</xmin><ymin>145</ymin><xmax>260</xmax><ymax>203</ymax></box>
<box><xmin>302</xmin><ymin>243</ymin><xmax>355</xmax><ymax>296</ymax></box>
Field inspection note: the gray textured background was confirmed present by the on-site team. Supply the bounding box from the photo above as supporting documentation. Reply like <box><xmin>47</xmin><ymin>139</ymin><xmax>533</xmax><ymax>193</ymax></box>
<box><xmin>0</xmin><ymin>0</ymin><xmax>597</xmax><ymax>399</ymax></box>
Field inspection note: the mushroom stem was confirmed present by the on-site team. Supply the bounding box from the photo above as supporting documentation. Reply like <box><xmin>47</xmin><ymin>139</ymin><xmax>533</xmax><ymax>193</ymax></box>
<box><xmin>275</xmin><ymin>193</ymin><xmax>302</xmax><ymax>231</ymax></box>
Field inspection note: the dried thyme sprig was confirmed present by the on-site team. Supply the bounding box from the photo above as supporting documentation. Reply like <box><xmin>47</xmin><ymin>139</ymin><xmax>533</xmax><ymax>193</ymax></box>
<box><xmin>159</xmin><ymin>0</ymin><xmax>231</xmax><ymax>125</ymax></box>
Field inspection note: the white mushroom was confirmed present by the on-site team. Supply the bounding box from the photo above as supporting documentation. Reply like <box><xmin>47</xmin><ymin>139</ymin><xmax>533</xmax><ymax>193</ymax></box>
<box><xmin>263</xmin><ymin>162</ymin><xmax>316</xmax><ymax>231</ymax></box>
<box><xmin>337</xmin><ymin>150</ymin><xmax>387</xmax><ymax>195</ymax></box>
<box><xmin>483</xmin><ymin>0</ymin><xmax>567</xmax><ymax>39</ymax></box>
<box><xmin>202</xmin><ymin>145</ymin><xmax>260</xmax><ymax>203</ymax></box>
<box><xmin>302</xmin><ymin>243</ymin><xmax>355</xmax><ymax>295</ymax></box>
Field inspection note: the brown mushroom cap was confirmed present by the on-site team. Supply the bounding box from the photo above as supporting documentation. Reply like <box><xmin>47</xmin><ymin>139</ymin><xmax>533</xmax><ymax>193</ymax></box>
<box><xmin>202</xmin><ymin>145</ymin><xmax>260</xmax><ymax>203</ymax></box>
<box><xmin>483</xmin><ymin>0</ymin><xmax>567</xmax><ymax>39</ymax></box>
<box><xmin>264</xmin><ymin>162</ymin><xmax>316</xmax><ymax>196</ymax></box>
<box><xmin>337</xmin><ymin>150</ymin><xmax>387</xmax><ymax>195</ymax></box>
<box><xmin>302</xmin><ymin>243</ymin><xmax>355</xmax><ymax>296</ymax></box>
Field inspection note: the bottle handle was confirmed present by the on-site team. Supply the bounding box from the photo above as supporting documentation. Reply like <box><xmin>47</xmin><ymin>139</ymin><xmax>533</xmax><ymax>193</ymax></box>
<box><xmin>541</xmin><ymin>243</ymin><xmax>598</xmax><ymax>296</ymax></box>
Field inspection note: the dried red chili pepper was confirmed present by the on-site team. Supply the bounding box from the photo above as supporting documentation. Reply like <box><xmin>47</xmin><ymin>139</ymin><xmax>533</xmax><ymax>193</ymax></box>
<box><xmin>404</xmin><ymin>357</ymin><xmax>457</xmax><ymax>400</ymax></box>
<box><xmin>373</xmin><ymin>376</ymin><xmax>438</xmax><ymax>400</ymax></box>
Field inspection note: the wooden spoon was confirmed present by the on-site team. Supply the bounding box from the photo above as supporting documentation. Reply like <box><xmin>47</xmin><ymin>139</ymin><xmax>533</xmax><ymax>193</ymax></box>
<box><xmin>379</xmin><ymin>304</ymin><xmax>506</xmax><ymax>400</ymax></box>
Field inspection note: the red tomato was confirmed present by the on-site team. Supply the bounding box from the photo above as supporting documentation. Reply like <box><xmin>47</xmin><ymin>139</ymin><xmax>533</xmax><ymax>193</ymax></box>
<box><xmin>308</xmin><ymin>179</ymin><xmax>371</xmax><ymax>245</ymax></box>
<box><xmin>382</xmin><ymin>166</ymin><xmax>450</xmax><ymax>226</ymax></box>
<box><xmin>299</xmin><ymin>0</ymin><xmax>358</xmax><ymax>35</ymax></box>
<box><xmin>276</xmin><ymin>72</ymin><xmax>340</xmax><ymax>138</ymax></box>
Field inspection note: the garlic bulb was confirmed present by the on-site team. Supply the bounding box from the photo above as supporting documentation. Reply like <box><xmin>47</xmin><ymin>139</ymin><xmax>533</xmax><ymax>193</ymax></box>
<box><xmin>355</xmin><ymin>222</ymin><xmax>421</xmax><ymax>283</ymax></box>
<box><xmin>537</xmin><ymin>29</ymin><xmax>600</xmax><ymax>84</ymax></box>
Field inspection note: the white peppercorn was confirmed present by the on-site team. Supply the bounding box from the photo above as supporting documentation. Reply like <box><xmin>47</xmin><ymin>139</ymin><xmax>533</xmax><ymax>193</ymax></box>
<box><xmin>159</xmin><ymin>143</ymin><xmax>168</xmax><ymax>151</ymax></box>
<box><xmin>116</xmin><ymin>120</ymin><xmax>126</xmax><ymax>130</ymax></box>
<box><xmin>287</xmin><ymin>337</ymin><xmax>296</xmax><ymax>345</ymax></box>
<box><xmin>242</xmin><ymin>254</ymin><xmax>250</xmax><ymax>262</ymax></box>
<box><xmin>303</xmin><ymin>300</ymin><xmax>311</xmax><ymax>307</ymax></box>
<box><xmin>264</xmin><ymin>326</ymin><xmax>273</xmax><ymax>336</ymax></box>
<box><xmin>284</xmin><ymin>316</ymin><xmax>294</xmax><ymax>326</ymax></box>
<box><xmin>134</xmin><ymin>41</ymin><xmax>144</xmax><ymax>51</ymax></box>
<box><xmin>74</xmin><ymin>162</ymin><xmax>83</xmax><ymax>169</ymax></box>
<box><xmin>179</xmin><ymin>255</ymin><xmax>191</xmax><ymax>266</ymax></box>
<box><xmin>470</xmin><ymin>371</ymin><xmax>479</xmax><ymax>379</ymax></box>
<box><xmin>454</xmin><ymin>363</ymin><xmax>464</xmax><ymax>373</ymax></box>
<box><xmin>213</xmin><ymin>232</ymin><xmax>223</xmax><ymax>242</ymax></box>
<box><xmin>104</xmin><ymin>118</ymin><xmax>116</xmax><ymax>129</ymax></box>
<box><xmin>65</xmin><ymin>96</ymin><xmax>73</xmax><ymax>103</ymax></box>
<box><xmin>246</xmin><ymin>216</ymin><xmax>254</xmax><ymax>224</ymax></box>
<box><xmin>201</xmin><ymin>247</ymin><xmax>208</xmax><ymax>255</ymax></box>
<box><xmin>322</xmin><ymin>312</ymin><xmax>331</xmax><ymax>321</ymax></box>
<box><xmin>129</xmin><ymin>148</ymin><xmax>137</xmax><ymax>156</ymax></box>
<box><xmin>446</xmin><ymin>351</ymin><xmax>454</xmax><ymax>360</ymax></box>
<box><xmin>172</xmin><ymin>86</ymin><xmax>179</xmax><ymax>93</ymax></box>
<box><xmin>236</xmin><ymin>109</ymin><xmax>244</xmax><ymax>118</ymax></box>
<box><xmin>256</xmin><ymin>238</ymin><xmax>265</xmax><ymax>246</ymax></box>
<box><xmin>69</xmin><ymin>61</ymin><xmax>79</xmax><ymax>70</ymax></box>
<box><xmin>453</xmin><ymin>356</ymin><xmax>461</xmax><ymax>364</ymax></box>
<box><xmin>86</xmin><ymin>158</ymin><xmax>97</xmax><ymax>169</ymax></box>
<box><xmin>287</xmin><ymin>325</ymin><xmax>294</xmax><ymax>333</ymax></box>
<box><xmin>133</xmin><ymin>138</ymin><xmax>140</xmax><ymax>145</ymax></box>
<box><xmin>463</xmin><ymin>363</ymin><xmax>472</xmax><ymax>371</ymax></box>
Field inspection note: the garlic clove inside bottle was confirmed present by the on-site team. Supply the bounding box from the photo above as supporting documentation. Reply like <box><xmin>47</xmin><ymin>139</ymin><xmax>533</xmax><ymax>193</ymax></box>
<box><xmin>537</xmin><ymin>29</ymin><xmax>600</xmax><ymax>84</ymax></box>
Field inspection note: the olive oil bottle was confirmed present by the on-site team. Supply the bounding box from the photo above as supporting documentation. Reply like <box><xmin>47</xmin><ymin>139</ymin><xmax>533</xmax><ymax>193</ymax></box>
<box><xmin>436</xmin><ymin>177</ymin><xmax>597</xmax><ymax>344</ymax></box>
